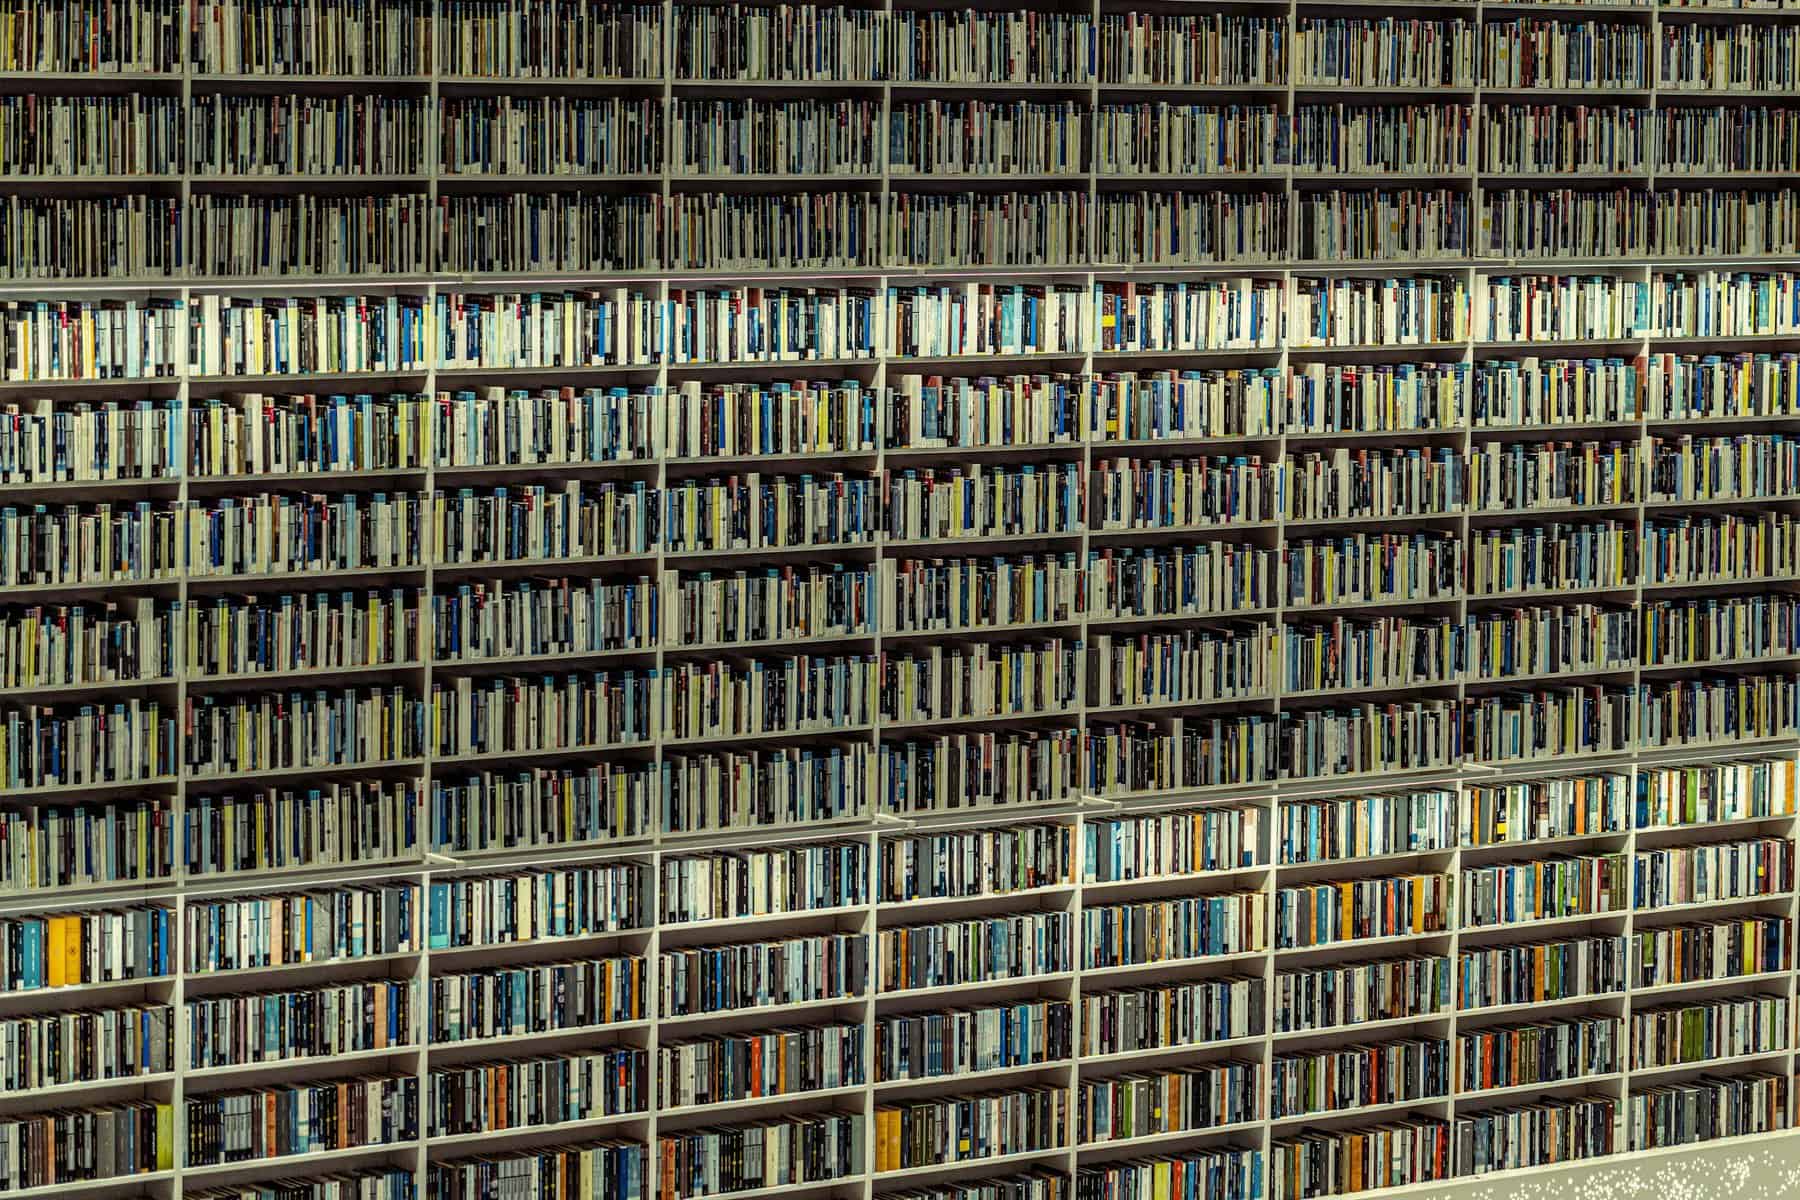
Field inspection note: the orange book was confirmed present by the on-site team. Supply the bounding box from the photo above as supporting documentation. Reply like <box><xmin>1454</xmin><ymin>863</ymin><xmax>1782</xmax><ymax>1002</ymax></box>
<box><xmin>660</xmin><ymin>1136</ymin><xmax>678</xmax><ymax>1200</ymax></box>
<box><xmin>335</xmin><ymin>1081</ymin><xmax>350</xmax><ymax>1148</ymax></box>
<box><xmin>495</xmin><ymin>1064</ymin><xmax>509</xmax><ymax>1129</ymax></box>
<box><xmin>749</xmin><ymin>1035</ymin><xmax>764</xmax><ymax>1097</ymax></box>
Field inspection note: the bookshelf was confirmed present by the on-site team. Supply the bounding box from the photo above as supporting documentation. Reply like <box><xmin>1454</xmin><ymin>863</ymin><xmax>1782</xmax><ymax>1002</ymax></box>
<box><xmin>7</xmin><ymin>1</ymin><xmax>1800</xmax><ymax>1198</ymax></box>
<box><xmin>7</xmin><ymin>266</ymin><xmax>1800</xmax><ymax>1200</ymax></box>
<box><xmin>1</xmin><ymin>1</ymin><xmax>1800</xmax><ymax>276</ymax></box>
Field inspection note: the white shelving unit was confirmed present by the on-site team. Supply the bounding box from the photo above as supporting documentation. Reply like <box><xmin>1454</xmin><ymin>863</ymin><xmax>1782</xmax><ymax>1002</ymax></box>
<box><xmin>5</xmin><ymin>0</ymin><xmax>1800</xmax><ymax>1197</ymax></box>
<box><xmin>4</xmin><ymin>750</ymin><xmax>1797</xmax><ymax>1198</ymax></box>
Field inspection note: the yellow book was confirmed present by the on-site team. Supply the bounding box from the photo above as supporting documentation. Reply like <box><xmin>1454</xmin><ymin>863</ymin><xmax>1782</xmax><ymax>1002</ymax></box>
<box><xmin>155</xmin><ymin>1103</ymin><xmax>174</xmax><ymax>1170</ymax></box>
<box><xmin>877</xmin><ymin>1108</ymin><xmax>900</xmax><ymax>1173</ymax></box>
<box><xmin>45</xmin><ymin>917</ymin><xmax>67</xmax><ymax>988</ymax></box>
<box><xmin>63</xmin><ymin>915</ymin><xmax>81</xmax><ymax>983</ymax></box>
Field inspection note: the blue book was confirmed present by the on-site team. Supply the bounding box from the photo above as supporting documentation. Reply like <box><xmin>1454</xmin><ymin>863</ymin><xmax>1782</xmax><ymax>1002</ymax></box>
<box><xmin>19</xmin><ymin>919</ymin><xmax>41</xmax><ymax>989</ymax></box>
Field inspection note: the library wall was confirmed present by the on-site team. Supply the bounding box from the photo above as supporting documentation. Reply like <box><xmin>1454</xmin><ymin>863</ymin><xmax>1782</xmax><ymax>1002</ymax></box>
<box><xmin>8</xmin><ymin>2</ymin><xmax>1800</xmax><ymax>1200</ymax></box>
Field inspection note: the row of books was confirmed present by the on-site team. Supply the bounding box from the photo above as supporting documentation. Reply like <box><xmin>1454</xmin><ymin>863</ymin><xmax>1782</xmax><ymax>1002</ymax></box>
<box><xmin>191</xmin><ymin>6</ymin><xmax>1800</xmax><ymax>86</ymax></box>
<box><xmin>5</xmin><ymin>266</ymin><xmax>1799</xmax><ymax>383</ymax></box>
<box><xmin>0</xmin><ymin>364</ymin><xmax>1754</xmax><ymax>488</ymax></box>
<box><xmin>677</xmin><ymin>97</ymin><xmax>880</xmax><ymax>178</ymax></box>
<box><xmin>42</xmin><ymin>940</ymin><xmax>1771</xmax><ymax>1073</ymax></box>
<box><xmin>659</xmin><ymin>1025</ymin><xmax>858</xmax><ymax>1110</ymax></box>
<box><xmin>1631</xmin><ymin>1072</ymin><xmax>1789</xmax><ymax>1150</ymax></box>
<box><xmin>430</xmin><ymin>1049</ymin><xmax>646</xmax><ymax>1134</ymax></box>
<box><xmin>1631</xmin><ymin>993</ymin><xmax>1790</xmax><ymax>1069</ymax></box>
<box><xmin>440</xmin><ymin>95</ymin><xmax>661</xmax><ymax>178</ymax></box>
<box><xmin>14</xmin><ymin>445</ymin><xmax>1800</xmax><ymax>569</ymax></box>
<box><xmin>663</xmin><ymin>1113</ymin><xmax>861</xmax><ymax>1193</ymax></box>
<box><xmin>1</xmin><ymin>1003</ymin><xmax>172</xmax><ymax>1094</ymax></box>
<box><xmin>3</xmin><ymin>753</ymin><xmax>1794</xmax><ymax>891</ymax></box>
<box><xmin>22</xmin><ymin>928</ymin><xmax>1788</xmax><ymax>1088</ymax></box>
<box><xmin>1463</xmin><ymin>934</ymin><xmax>1624</xmax><ymax>1010</ymax></box>
<box><xmin>875</xmin><ymin>1090</ymin><xmax>1062</xmax><ymax>1172</ymax></box>
<box><xmin>19</xmin><ymin>187</ymin><xmax>1800</xmax><ymax>279</ymax></box>
<box><xmin>191</xmin><ymin>93</ymin><xmax>430</xmax><ymax>179</ymax></box>
<box><xmin>1078</xmin><ymin>1063</ymin><xmax>1260</xmax><ymax>1142</ymax></box>
<box><xmin>23</xmin><ymin>353</ymin><xmax>1800</xmax><ymax>487</ymax></box>
<box><xmin>1085</xmin><ymin>978</ymin><xmax>1260</xmax><ymax>1058</ymax></box>
<box><xmin>8</xmin><ymin>764</ymin><xmax>1789</xmax><ymax>975</ymax></box>
<box><xmin>1659</xmin><ymin>22</ymin><xmax>1800</xmax><ymax>91</ymax></box>
<box><xmin>13</xmin><ymin>1087</ymin><xmax>1769</xmax><ymax>1200</ymax></box>
<box><xmin>188</xmin><ymin>978</ymin><xmax>413</xmax><ymax>1068</ymax></box>
<box><xmin>0</xmin><ymin>1102</ymin><xmax>172</xmax><ymax>1190</ymax></box>
<box><xmin>194</xmin><ymin>0</ymin><xmax>430</xmax><ymax>76</ymax></box>
<box><xmin>27</xmin><ymin>357</ymin><xmax>1800</xmax><ymax>483</ymax></box>
<box><xmin>1458</xmin><ymin>1014</ymin><xmax>1618</xmax><ymax>1092</ymax></box>
<box><xmin>1276</xmin><ymin>954</ymin><xmax>1448</xmax><ymax>1033</ymax></box>
<box><xmin>1083</xmin><ymin>892</ymin><xmax>1267</xmax><ymax>970</ymax></box>
<box><xmin>32</xmin><ymin>93</ymin><xmax>1800</xmax><ymax>182</ymax></box>
<box><xmin>185</xmin><ymin>1076</ymin><xmax>419</xmax><ymax>1166</ymax></box>
<box><xmin>169</xmin><ymin>1</ymin><xmax>1800</xmax><ymax>81</ymax></box>
<box><xmin>1271</xmin><ymin>1036</ymin><xmax>1449</xmax><ymax>1116</ymax></box>
<box><xmin>1459</xmin><ymin>1098</ymin><xmax>1615</xmax><ymax>1178</ymax></box>
<box><xmin>20</xmin><ymin>673</ymin><xmax>1800</xmax><ymax>795</ymax></box>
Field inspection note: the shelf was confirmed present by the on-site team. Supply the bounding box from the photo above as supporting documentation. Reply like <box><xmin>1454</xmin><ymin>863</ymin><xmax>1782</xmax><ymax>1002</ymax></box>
<box><xmin>878</xmin><ymin>972</ymin><xmax>1077</xmax><ymax>1003</ymax></box>
<box><xmin>1459</xmin><ymin>910</ymin><xmax>1630</xmax><ymax>940</ymax></box>
<box><xmin>874</xmin><ymin>1061</ymin><xmax>1071</xmax><ymax>1097</ymax></box>
<box><xmin>0</xmin><ymin>1071</ymin><xmax>176</xmax><ymax>1106</ymax></box>
<box><xmin>429</xmin><ymin>926</ymin><xmax>655</xmax><ymax>965</ymax></box>
<box><xmin>1081</xmin><ymin>949</ymin><xmax>1270</xmax><ymax>984</ymax></box>
<box><xmin>1269</xmin><ymin>1094</ymin><xmax>1452</xmax><ymax>1131</ymax></box>
<box><xmin>1457</xmin><ymin>992</ymin><xmax>1630</xmax><ymax>1022</ymax></box>
<box><xmin>873</xmin><ymin>886</ymin><xmax>1076</xmax><ymax>924</ymax></box>
<box><xmin>186</xmin><ymin>758</ymin><xmax>429</xmax><ymax>787</ymax></box>
<box><xmin>427</xmin><ymin>1019</ymin><xmax>653</xmax><ymax>1057</ymax></box>
<box><xmin>661</xmin><ymin>1085</ymin><xmax>866</xmax><ymax>1122</ymax></box>
<box><xmin>0</xmin><ymin>1171</ymin><xmax>176</xmax><ymax>1199</ymax></box>
<box><xmin>1455</xmin><ymin>1072</ymin><xmax>1626</xmax><ymax>1104</ymax></box>
<box><xmin>1628</xmin><ymin>1048</ymin><xmax>1794</xmax><ymax>1082</ymax></box>
<box><xmin>1079</xmin><ymin>1034</ymin><xmax>1266</xmax><ymax>1069</ymax></box>
<box><xmin>181</xmin><ymin>1142</ymin><xmax>414</xmax><ymax>1180</ymax></box>
<box><xmin>188</xmin><ymin>1044</ymin><xmax>421</xmax><ymax>1085</ymax></box>
<box><xmin>659</xmin><ymin>905</ymin><xmax>866</xmax><ymax>941</ymax></box>
<box><xmin>658</xmin><ymin>997</ymin><xmax>866</xmax><ymax>1029</ymax></box>
<box><xmin>1275</xmin><ymin>931</ymin><xmax>1456</xmax><ymax>960</ymax></box>
<box><xmin>1079</xmin><ymin>865</ymin><xmax>1270</xmax><ymax>901</ymax></box>
<box><xmin>1076</xmin><ymin>1117</ymin><xmax>1266</xmax><ymax>1155</ymax></box>
<box><xmin>1629</xmin><ymin>970</ymin><xmax>1795</xmax><ymax>1000</ymax></box>
<box><xmin>180</xmin><ymin>950</ymin><xmax>421</xmax><ymax>993</ymax></box>
<box><xmin>1271</xmin><ymin>1012</ymin><xmax>1455</xmax><ymax>1044</ymax></box>
<box><xmin>1632</xmin><ymin>891</ymin><xmax>1795</xmax><ymax>920</ymax></box>
<box><xmin>424</xmin><ymin>1109</ymin><xmax>647</xmax><ymax>1151</ymax></box>
<box><xmin>872</xmin><ymin>1146</ymin><xmax>1070</xmax><ymax>1183</ymax></box>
